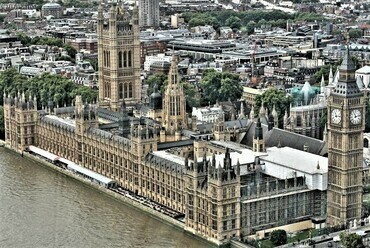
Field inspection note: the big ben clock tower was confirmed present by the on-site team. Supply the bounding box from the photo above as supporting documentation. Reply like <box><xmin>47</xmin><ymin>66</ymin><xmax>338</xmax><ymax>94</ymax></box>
<box><xmin>327</xmin><ymin>47</ymin><xmax>365</xmax><ymax>227</ymax></box>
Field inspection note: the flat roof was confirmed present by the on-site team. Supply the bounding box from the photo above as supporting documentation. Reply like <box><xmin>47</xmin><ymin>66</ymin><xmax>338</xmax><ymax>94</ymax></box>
<box><xmin>262</xmin><ymin>146</ymin><xmax>328</xmax><ymax>174</ymax></box>
<box><xmin>67</xmin><ymin>162</ymin><xmax>115</xmax><ymax>185</ymax></box>
<box><xmin>45</xmin><ymin>115</ymin><xmax>75</xmax><ymax>127</ymax></box>
<box><xmin>152</xmin><ymin>150</ymin><xmax>185</xmax><ymax>165</ymax></box>
<box><xmin>356</xmin><ymin>65</ymin><xmax>370</xmax><ymax>74</ymax></box>
<box><xmin>243</xmin><ymin>87</ymin><xmax>265</xmax><ymax>95</ymax></box>
<box><xmin>28</xmin><ymin>145</ymin><xmax>60</xmax><ymax>161</ymax></box>
<box><xmin>28</xmin><ymin>145</ymin><xmax>115</xmax><ymax>185</ymax></box>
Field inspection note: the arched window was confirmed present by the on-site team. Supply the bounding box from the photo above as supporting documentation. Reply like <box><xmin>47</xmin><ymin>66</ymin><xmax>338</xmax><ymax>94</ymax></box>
<box><xmin>128</xmin><ymin>50</ymin><xmax>132</xmax><ymax>67</ymax></box>
<box><xmin>119</xmin><ymin>83</ymin><xmax>123</xmax><ymax>99</ymax></box>
<box><xmin>103</xmin><ymin>51</ymin><xmax>106</xmax><ymax>67</ymax></box>
<box><xmin>104</xmin><ymin>82</ymin><xmax>110</xmax><ymax>98</ymax></box>
<box><xmin>124</xmin><ymin>83</ymin><xmax>128</xmax><ymax>98</ymax></box>
<box><xmin>128</xmin><ymin>82</ymin><xmax>133</xmax><ymax>98</ymax></box>
<box><xmin>118</xmin><ymin>51</ymin><xmax>122</xmax><ymax>68</ymax></box>
<box><xmin>296</xmin><ymin>116</ymin><xmax>302</xmax><ymax>127</ymax></box>
<box><xmin>364</xmin><ymin>138</ymin><xmax>369</xmax><ymax>148</ymax></box>
<box><xmin>107</xmin><ymin>51</ymin><xmax>110</xmax><ymax>67</ymax></box>
<box><xmin>123</xmin><ymin>51</ymin><xmax>127</xmax><ymax>67</ymax></box>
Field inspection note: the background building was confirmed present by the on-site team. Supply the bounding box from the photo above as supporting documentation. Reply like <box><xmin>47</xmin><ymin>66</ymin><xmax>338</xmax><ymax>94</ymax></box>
<box><xmin>41</xmin><ymin>3</ymin><xmax>63</xmax><ymax>18</ymax></box>
<box><xmin>139</xmin><ymin>0</ymin><xmax>160</xmax><ymax>28</ymax></box>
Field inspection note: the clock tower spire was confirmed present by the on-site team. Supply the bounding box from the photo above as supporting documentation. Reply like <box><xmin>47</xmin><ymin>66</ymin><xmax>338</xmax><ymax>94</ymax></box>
<box><xmin>327</xmin><ymin>46</ymin><xmax>365</xmax><ymax>227</ymax></box>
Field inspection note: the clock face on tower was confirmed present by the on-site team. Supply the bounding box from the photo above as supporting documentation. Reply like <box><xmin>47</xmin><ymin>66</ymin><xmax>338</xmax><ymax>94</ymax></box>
<box><xmin>350</xmin><ymin>109</ymin><xmax>362</xmax><ymax>125</ymax></box>
<box><xmin>331</xmin><ymin>109</ymin><xmax>341</xmax><ymax>124</ymax></box>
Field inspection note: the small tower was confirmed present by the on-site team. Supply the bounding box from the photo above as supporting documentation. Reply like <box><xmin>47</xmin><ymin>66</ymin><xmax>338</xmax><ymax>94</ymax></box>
<box><xmin>162</xmin><ymin>54</ymin><xmax>187</xmax><ymax>135</ymax></box>
<box><xmin>249</xmin><ymin>105</ymin><xmax>255</xmax><ymax>120</ymax></box>
<box><xmin>328</xmin><ymin>65</ymin><xmax>334</xmax><ymax>85</ymax></box>
<box><xmin>3</xmin><ymin>92</ymin><xmax>38</xmax><ymax>151</ymax></box>
<box><xmin>283</xmin><ymin>110</ymin><xmax>288</xmax><ymax>129</ymax></box>
<box><xmin>75</xmin><ymin>95</ymin><xmax>97</xmax><ymax>134</ymax></box>
<box><xmin>238</xmin><ymin>101</ymin><xmax>245</xmax><ymax>119</ymax></box>
<box><xmin>118</xmin><ymin>100</ymin><xmax>130</xmax><ymax>133</ymax></box>
<box><xmin>320</xmin><ymin>75</ymin><xmax>325</xmax><ymax>95</ymax></box>
<box><xmin>259</xmin><ymin>102</ymin><xmax>266</xmax><ymax>119</ymax></box>
<box><xmin>323</xmin><ymin>123</ymin><xmax>328</xmax><ymax>143</ymax></box>
<box><xmin>148</xmin><ymin>83</ymin><xmax>163</xmax><ymax>121</ymax></box>
<box><xmin>253</xmin><ymin>118</ymin><xmax>265</xmax><ymax>152</ymax></box>
<box><xmin>272</xmin><ymin>104</ymin><xmax>278</xmax><ymax>127</ymax></box>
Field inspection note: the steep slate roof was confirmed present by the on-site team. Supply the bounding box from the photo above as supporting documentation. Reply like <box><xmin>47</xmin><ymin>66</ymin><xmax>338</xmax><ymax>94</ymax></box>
<box><xmin>240</xmin><ymin>121</ymin><xmax>327</xmax><ymax>156</ymax></box>
<box><xmin>264</xmin><ymin>128</ymin><xmax>327</xmax><ymax>155</ymax></box>
<box><xmin>158</xmin><ymin>139</ymin><xmax>194</xmax><ymax>150</ymax></box>
<box><xmin>146</xmin><ymin>151</ymin><xmax>186</xmax><ymax>174</ymax></box>
<box><xmin>55</xmin><ymin>106</ymin><xmax>75</xmax><ymax>115</ymax></box>
<box><xmin>196</xmin><ymin>119</ymin><xmax>250</xmax><ymax>133</ymax></box>
<box><xmin>41</xmin><ymin>115</ymin><xmax>75</xmax><ymax>132</ymax></box>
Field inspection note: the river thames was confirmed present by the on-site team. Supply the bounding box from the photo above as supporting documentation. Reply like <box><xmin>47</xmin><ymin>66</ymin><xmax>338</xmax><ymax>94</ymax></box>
<box><xmin>0</xmin><ymin>148</ymin><xmax>208</xmax><ymax>248</ymax></box>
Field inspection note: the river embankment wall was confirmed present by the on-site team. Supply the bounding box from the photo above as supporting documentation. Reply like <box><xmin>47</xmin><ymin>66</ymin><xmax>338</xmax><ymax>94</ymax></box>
<box><xmin>0</xmin><ymin>142</ymin><xmax>217</xmax><ymax>247</ymax></box>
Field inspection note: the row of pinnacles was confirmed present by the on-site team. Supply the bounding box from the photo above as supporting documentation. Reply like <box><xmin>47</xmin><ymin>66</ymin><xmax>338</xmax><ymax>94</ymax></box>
<box><xmin>3</xmin><ymin>92</ymin><xmax>38</xmax><ymax>151</ymax></box>
<box><xmin>184</xmin><ymin>148</ymin><xmax>241</xmax><ymax>241</ymax></box>
<box><xmin>185</xmin><ymin>149</ymin><xmax>240</xmax><ymax>183</ymax></box>
<box><xmin>282</xmin><ymin>67</ymin><xmax>338</xmax><ymax>139</ymax></box>
<box><xmin>3</xmin><ymin>92</ymin><xmax>37</xmax><ymax>111</ymax></box>
<box><xmin>2</xmin><ymin>92</ymin><xmax>101</xmax><ymax>150</ymax></box>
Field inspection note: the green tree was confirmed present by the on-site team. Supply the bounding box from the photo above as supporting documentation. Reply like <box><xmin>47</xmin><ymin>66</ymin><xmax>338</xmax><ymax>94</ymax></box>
<box><xmin>188</xmin><ymin>18</ymin><xmax>206</xmax><ymax>28</ymax></box>
<box><xmin>0</xmin><ymin>68</ymin><xmax>28</xmax><ymax>103</ymax></box>
<box><xmin>255</xmin><ymin>88</ymin><xmax>293</xmax><ymax>127</ymax></box>
<box><xmin>70</xmin><ymin>86</ymin><xmax>98</xmax><ymax>104</ymax></box>
<box><xmin>86</xmin><ymin>58</ymin><xmax>98</xmax><ymax>71</ymax></box>
<box><xmin>182</xmin><ymin>81</ymin><xmax>200</xmax><ymax>111</ymax></box>
<box><xmin>145</xmin><ymin>74</ymin><xmax>168</xmax><ymax>96</ymax></box>
<box><xmin>313</xmin><ymin>64</ymin><xmax>333</xmax><ymax>85</ymax></box>
<box><xmin>17</xmin><ymin>32</ymin><xmax>32</xmax><ymax>46</ymax></box>
<box><xmin>349</xmin><ymin>29</ymin><xmax>363</xmax><ymax>39</ymax></box>
<box><xmin>56</xmin><ymin>55</ymin><xmax>74</xmax><ymax>62</ymax></box>
<box><xmin>225</xmin><ymin>16</ymin><xmax>241</xmax><ymax>30</ymax></box>
<box><xmin>340</xmin><ymin>232</ymin><xmax>365</xmax><ymax>248</ymax></box>
<box><xmin>270</xmin><ymin>229</ymin><xmax>287</xmax><ymax>246</ymax></box>
<box><xmin>0</xmin><ymin>69</ymin><xmax>97</xmax><ymax>108</ymax></box>
<box><xmin>63</xmin><ymin>43</ymin><xmax>77</xmax><ymax>59</ymax></box>
<box><xmin>200</xmin><ymin>69</ymin><xmax>242</xmax><ymax>105</ymax></box>
<box><xmin>245</xmin><ymin>20</ymin><xmax>256</xmax><ymax>34</ymax></box>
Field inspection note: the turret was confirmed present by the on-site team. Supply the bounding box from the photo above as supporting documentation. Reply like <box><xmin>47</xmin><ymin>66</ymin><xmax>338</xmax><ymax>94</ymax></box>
<box><xmin>320</xmin><ymin>75</ymin><xmax>325</xmax><ymax>95</ymax></box>
<box><xmin>272</xmin><ymin>104</ymin><xmax>278</xmax><ymax>127</ymax></box>
<box><xmin>283</xmin><ymin>110</ymin><xmax>288</xmax><ymax>128</ymax></box>
<box><xmin>259</xmin><ymin>102</ymin><xmax>266</xmax><ymax>118</ymax></box>
<box><xmin>239</xmin><ymin>102</ymin><xmax>245</xmax><ymax>119</ymax></box>
<box><xmin>132</xmin><ymin>4</ymin><xmax>139</xmax><ymax>26</ymax></box>
<box><xmin>323</xmin><ymin>123</ymin><xmax>328</xmax><ymax>142</ymax></box>
<box><xmin>328</xmin><ymin>65</ymin><xmax>333</xmax><ymax>85</ymax></box>
<box><xmin>249</xmin><ymin>105</ymin><xmax>255</xmax><ymax>120</ymax></box>
<box><xmin>253</xmin><ymin>118</ymin><xmax>265</xmax><ymax>152</ymax></box>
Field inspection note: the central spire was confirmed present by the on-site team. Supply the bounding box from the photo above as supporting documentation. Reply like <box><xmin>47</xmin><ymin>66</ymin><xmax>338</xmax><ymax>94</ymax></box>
<box><xmin>340</xmin><ymin>45</ymin><xmax>356</xmax><ymax>72</ymax></box>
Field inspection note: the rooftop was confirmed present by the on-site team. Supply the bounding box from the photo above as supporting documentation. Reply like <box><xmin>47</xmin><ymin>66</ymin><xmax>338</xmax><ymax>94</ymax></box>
<box><xmin>262</xmin><ymin>146</ymin><xmax>328</xmax><ymax>175</ymax></box>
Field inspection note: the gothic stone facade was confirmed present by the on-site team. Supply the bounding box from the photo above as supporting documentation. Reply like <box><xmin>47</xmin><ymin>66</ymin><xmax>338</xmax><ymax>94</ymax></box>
<box><xmin>326</xmin><ymin>49</ymin><xmax>365</xmax><ymax>227</ymax></box>
<box><xmin>4</xmin><ymin>95</ymin><xmax>328</xmax><ymax>246</ymax></box>
<box><xmin>97</xmin><ymin>5</ymin><xmax>141</xmax><ymax>111</ymax></box>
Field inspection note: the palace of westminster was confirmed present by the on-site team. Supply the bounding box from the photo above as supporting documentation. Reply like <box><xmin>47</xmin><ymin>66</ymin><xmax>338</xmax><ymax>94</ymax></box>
<box><xmin>2</xmin><ymin>5</ymin><xmax>366</xmax><ymax>246</ymax></box>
